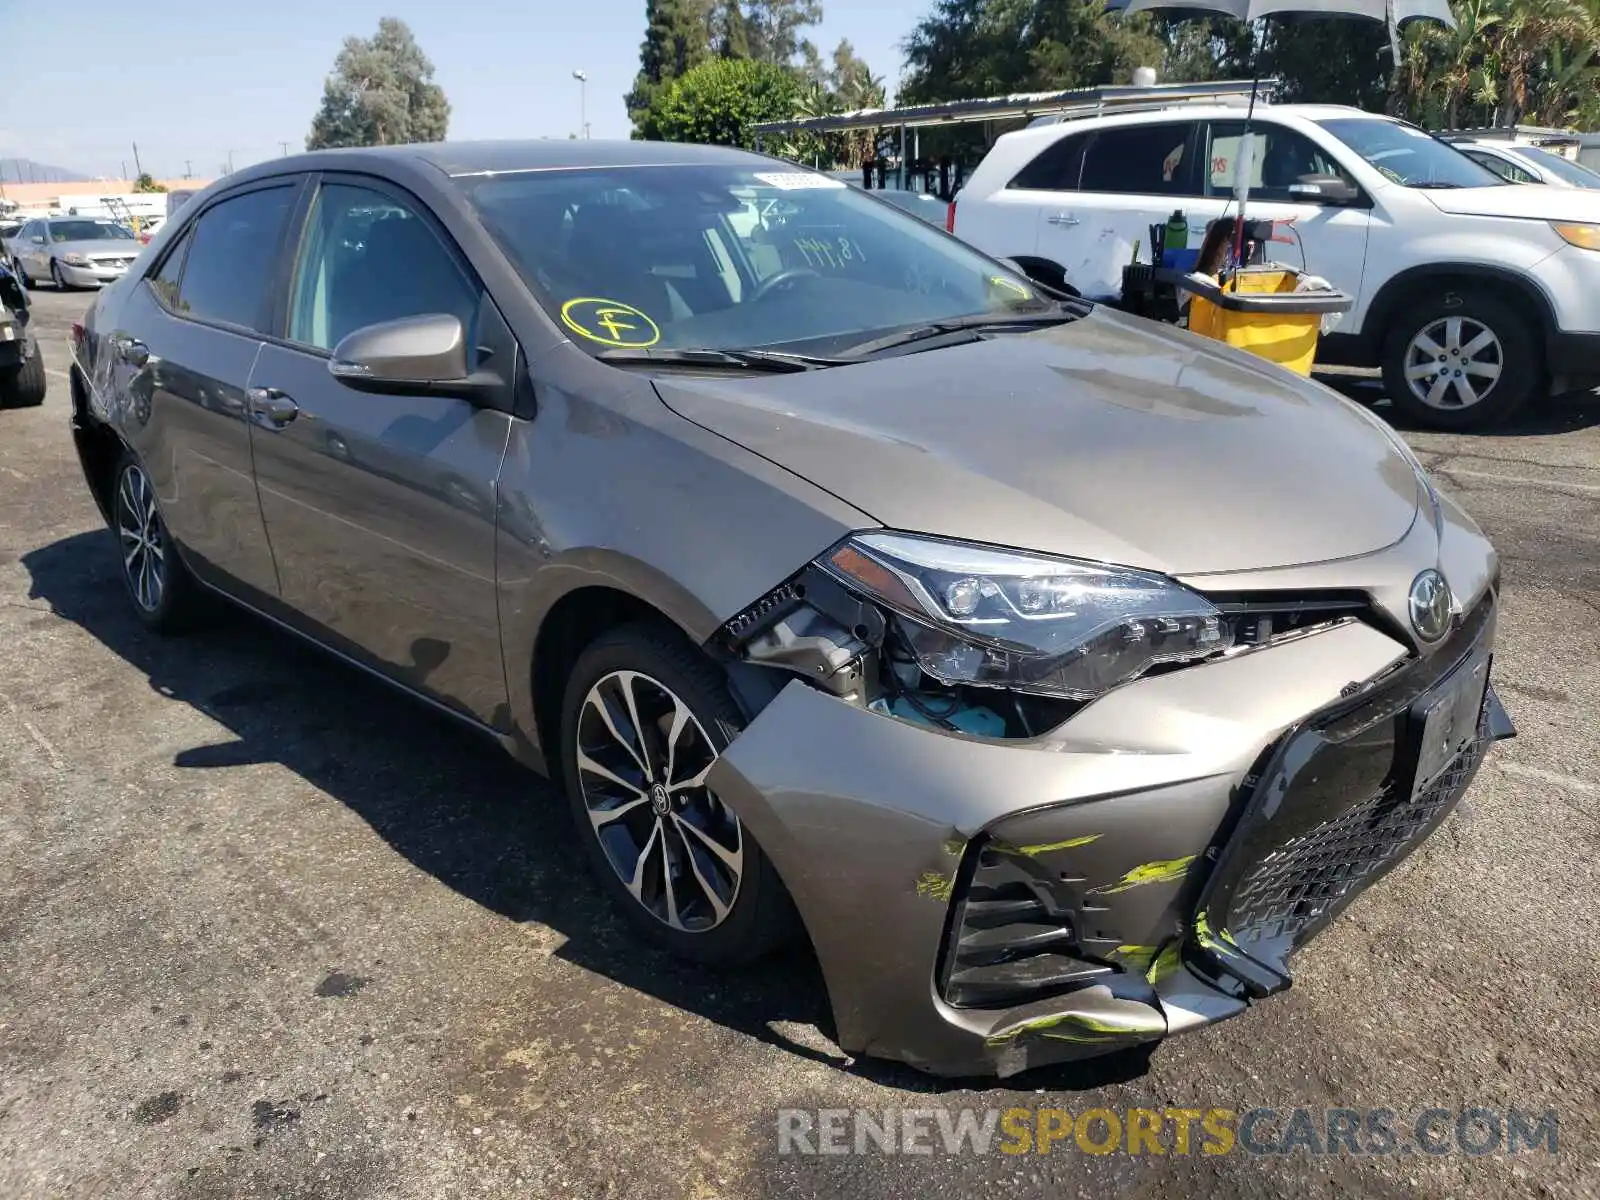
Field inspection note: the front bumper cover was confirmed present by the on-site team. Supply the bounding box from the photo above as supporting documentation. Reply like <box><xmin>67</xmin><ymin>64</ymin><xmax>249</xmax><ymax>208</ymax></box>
<box><xmin>708</xmin><ymin>578</ymin><xmax>1511</xmax><ymax>1077</ymax></box>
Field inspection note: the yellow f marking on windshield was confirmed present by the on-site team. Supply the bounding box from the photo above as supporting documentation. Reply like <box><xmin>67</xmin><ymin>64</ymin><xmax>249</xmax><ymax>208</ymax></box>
<box><xmin>561</xmin><ymin>297</ymin><xmax>662</xmax><ymax>348</ymax></box>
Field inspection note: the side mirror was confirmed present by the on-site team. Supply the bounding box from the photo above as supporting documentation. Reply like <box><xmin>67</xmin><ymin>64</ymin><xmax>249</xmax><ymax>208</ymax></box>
<box><xmin>1289</xmin><ymin>175</ymin><xmax>1361</xmax><ymax>205</ymax></box>
<box><xmin>30</xmin><ymin>236</ymin><xmax>45</xmax><ymax>245</ymax></box>
<box><xmin>328</xmin><ymin>313</ymin><xmax>497</xmax><ymax>400</ymax></box>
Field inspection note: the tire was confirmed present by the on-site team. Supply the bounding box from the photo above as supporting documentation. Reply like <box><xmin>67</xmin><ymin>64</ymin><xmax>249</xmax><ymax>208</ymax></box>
<box><xmin>111</xmin><ymin>453</ymin><xmax>205</xmax><ymax>632</ymax></box>
<box><xmin>50</xmin><ymin>259</ymin><xmax>71</xmax><ymax>291</ymax></box>
<box><xmin>0</xmin><ymin>347</ymin><xmax>46</xmax><ymax>408</ymax></box>
<box><xmin>11</xmin><ymin>260</ymin><xmax>27</xmax><ymax>289</ymax></box>
<box><xmin>1380</xmin><ymin>288</ymin><xmax>1539</xmax><ymax>431</ymax></box>
<box><xmin>558</xmin><ymin>621</ymin><xmax>795</xmax><ymax>966</ymax></box>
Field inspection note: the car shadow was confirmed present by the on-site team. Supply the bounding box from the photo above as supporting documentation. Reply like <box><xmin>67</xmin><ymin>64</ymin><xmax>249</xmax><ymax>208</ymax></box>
<box><xmin>1313</xmin><ymin>372</ymin><xmax>1600</xmax><ymax>436</ymax></box>
<box><xmin>23</xmin><ymin>530</ymin><xmax>1150</xmax><ymax>1096</ymax></box>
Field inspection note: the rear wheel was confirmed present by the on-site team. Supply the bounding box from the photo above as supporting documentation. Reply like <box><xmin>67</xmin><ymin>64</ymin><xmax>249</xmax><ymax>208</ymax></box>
<box><xmin>0</xmin><ymin>349</ymin><xmax>45</xmax><ymax>407</ymax></box>
<box><xmin>558</xmin><ymin>622</ymin><xmax>794</xmax><ymax>966</ymax></box>
<box><xmin>11</xmin><ymin>259</ymin><xmax>27</xmax><ymax>289</ymax></box>
<box><xmin>1380</xmin><ymin>289</ymin><xmax>1538</xmax><ymax>430</ymax></box>
<box><xmin>112</xmin><ymin>453</ymin><xmax>204</xmax><ymax>632</ymax></box>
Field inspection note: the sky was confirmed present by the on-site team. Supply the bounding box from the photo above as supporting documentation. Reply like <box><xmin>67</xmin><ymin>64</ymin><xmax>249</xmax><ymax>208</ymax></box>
<box><xmin>0</xmin><ymin>0</ymin><xmax>930</xmax><ymax>182</ymax></box>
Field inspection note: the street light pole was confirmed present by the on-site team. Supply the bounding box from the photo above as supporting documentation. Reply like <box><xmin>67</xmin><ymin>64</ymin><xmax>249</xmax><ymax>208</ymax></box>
<box><xmin>572</xmin><ymin>69</ymin><xmax>588</xmax><ymax>139</ymax></box>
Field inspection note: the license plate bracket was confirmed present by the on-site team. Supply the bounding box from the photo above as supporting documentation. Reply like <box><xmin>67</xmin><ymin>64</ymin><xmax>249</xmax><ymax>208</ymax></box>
<box><xmin>1403</xmin><ymin>649</ymin><xmax>1491</xmax><ymax>799</ymax></box>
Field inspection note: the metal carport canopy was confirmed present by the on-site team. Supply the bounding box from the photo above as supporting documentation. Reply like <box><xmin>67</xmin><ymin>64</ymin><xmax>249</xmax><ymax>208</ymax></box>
<box><xmin>749</xmin><ymin>79</ymin><xmax>1270</xmax><ymax>136</ymax></box>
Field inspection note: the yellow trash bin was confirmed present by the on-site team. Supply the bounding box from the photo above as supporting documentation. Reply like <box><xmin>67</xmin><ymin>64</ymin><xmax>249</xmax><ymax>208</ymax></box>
<box><xmin>1183</xmin><ymin>267</ymin><xmax>1351</xmax><ymax>377</ymax></box>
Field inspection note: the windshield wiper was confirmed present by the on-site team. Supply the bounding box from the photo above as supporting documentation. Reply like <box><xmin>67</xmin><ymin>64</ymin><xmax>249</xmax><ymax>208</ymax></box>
<box><xmin>840</xmin><ymin>307</ymin><xmax>1083</xmax><ymax>359</ymax></box>
<box><xmin>1409</xmin><ymin>181</ymin><xmax>1464</xmax><ymax>189</ymax></box>
<box><xmin>595</xmin><ymin>347</ymin><xmax>847</xmax><ymax>373</ymax></box>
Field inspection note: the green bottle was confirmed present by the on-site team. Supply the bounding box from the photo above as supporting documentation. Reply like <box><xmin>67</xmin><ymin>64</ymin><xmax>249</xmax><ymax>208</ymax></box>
<box><xmin>1165</xmin><ymin>209</ymin><xmax>1188</xmax><ymax>251</ymax></box>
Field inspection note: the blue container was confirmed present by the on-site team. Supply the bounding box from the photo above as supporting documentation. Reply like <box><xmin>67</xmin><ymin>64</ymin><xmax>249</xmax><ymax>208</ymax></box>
<box><xmin>1161</xmin><ymin>246</ymin><xmax>1201</xmax><ymax>273</ymax></box>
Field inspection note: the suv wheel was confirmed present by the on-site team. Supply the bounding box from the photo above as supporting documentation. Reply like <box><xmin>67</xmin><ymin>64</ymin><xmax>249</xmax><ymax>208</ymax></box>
<box><xmin>1381</xmin><ymin>289</ymin><xmax>1538</xmax><ymax>430</ymax></box>
<box><xmin>0</xmin><ymin>346</ymin><xmax>46</xmax><ymax>407</ymax></box>
<box><xmin>558</xmin><ymin>622</ymin><xmax>794</xmax><ymax>966</ymax></box>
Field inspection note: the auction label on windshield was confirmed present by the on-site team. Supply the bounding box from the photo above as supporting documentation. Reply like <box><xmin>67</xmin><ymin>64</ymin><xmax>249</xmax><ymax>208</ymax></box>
<box><xmin>754</xmin><ymin>172</ymin><xmax>847</xmax><ymax>190</ymax></box>
<box><xmin>560</xmin><ymin>298</ymin><xmax>661</xmax><ymax>348</ymax></box>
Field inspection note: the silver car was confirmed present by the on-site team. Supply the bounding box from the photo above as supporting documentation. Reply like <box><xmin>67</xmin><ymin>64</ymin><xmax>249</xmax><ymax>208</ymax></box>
<box><xmin>13</xmin><ymin>215</ymin><xmax>142</xmax><ymax>288</ymax></box>
<box><xmin>67</xmin><ymin>141</ymin><xmax>1513</xmax><ymax>1077</ymax></box>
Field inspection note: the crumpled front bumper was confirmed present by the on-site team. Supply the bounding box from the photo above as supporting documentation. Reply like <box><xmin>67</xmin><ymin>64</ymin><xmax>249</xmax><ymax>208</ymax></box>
<box><xmin>707</xmin><ymin>573</ymin><xmax>1511</xmax><ymax>1077</ymax></box>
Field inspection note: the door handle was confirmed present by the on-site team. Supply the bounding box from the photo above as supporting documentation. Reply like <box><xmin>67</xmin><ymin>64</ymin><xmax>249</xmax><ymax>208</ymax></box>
<box><xmin>109</xmin><ymin>333</ymin><xmax>149</xmax><ymax>367</ymax></box>
<box><xmin>1047</xmin><ymin>212</ymin><xmax>1081</xmax><ymax>227</ymax></box>
<box><xmin>246</xmin><ymin>386</ymin><xmax>299</xmax><ymax>429</ymax></box>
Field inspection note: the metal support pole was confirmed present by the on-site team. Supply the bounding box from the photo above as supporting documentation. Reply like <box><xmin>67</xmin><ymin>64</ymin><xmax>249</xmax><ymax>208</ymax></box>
<box><xmin>899</xmin><ymin>124</ymin><xmax>907</xmax><ymax>191</ymax></box>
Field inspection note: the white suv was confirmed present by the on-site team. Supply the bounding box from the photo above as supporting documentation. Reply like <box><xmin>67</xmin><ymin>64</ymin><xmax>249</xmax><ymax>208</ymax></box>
<box><xmin>953</xmin><ymin>103</ymin><xmax>1600</xmax><ymax>429</ymax></box>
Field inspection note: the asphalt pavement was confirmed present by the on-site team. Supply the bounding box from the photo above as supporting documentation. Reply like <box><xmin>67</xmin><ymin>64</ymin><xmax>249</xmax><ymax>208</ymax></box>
<box><xmin>2</xmin><ymin>286</ymin><xmax>1597</xmax><ymax>1199</ymax></box>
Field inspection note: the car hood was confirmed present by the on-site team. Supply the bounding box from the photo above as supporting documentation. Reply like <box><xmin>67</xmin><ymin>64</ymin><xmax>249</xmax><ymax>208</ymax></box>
<box><xmin>51</xmin><ymin>239</ymin><xmax>140</xmax><ymax>258</ymax></box>
<box><xmin>1421</xmin><ymin>183</ymin><xmax>1600</xmax><ymax>221</ymax></box>
<box><xmin>654</xmin><ymin>307</ymin><xmax>1422</xmax><ymax>576</ymax></box>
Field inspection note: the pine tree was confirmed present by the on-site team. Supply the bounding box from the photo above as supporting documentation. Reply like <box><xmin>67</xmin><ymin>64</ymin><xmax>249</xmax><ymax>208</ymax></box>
<box><xmin>626</xmin><ymin>0</ymin><xmax>714</xmax><ymax>135</ymax></box>
<box><xmin>306</xmin><ymin>17</ymin><xmax>449</xmax><ymax>149</ymax></box>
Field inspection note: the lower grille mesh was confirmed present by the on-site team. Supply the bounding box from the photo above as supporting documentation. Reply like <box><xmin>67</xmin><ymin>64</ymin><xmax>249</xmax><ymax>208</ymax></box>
<box><xmin>1227</xmin><ymin>710</ymin><xmax>1491</xmax><ymax>946</ymax></box>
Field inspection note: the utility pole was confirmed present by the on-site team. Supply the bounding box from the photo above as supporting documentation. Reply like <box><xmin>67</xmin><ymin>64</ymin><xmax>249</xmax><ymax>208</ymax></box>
<box><xmin>131</xmin><ymin>141</ymin><xmax>144</xmax><ymax>178</ymax></box>
<box><xmin>184</xmin><ymin>160</ymin><xmax>192</xmax><ymax>179</ymax></box>
<box><xmin>121</xmin><ymin>160</ymin><xmax>128</xmax><ymax>181</ymax></box>
<box><xmin>279</xmin><ymin>141</ymin><xmax>290</xmax><ymax>156</ymax></box>
<box><xmin>573</xmin><ymin>70</ymin><xmax>589</xmax><ymax>139</ymax></box>
<box><xmin>224</xmin><ymin>149</ymin><xmax>235</xmax><ymax>175</ymax></box>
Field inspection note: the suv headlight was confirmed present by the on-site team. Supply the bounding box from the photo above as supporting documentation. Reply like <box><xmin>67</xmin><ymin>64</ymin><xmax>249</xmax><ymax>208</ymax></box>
<box><xmin>818</xmin><ymin>532</ymin><xmax>1231</xmax><ymax>700</ymax></box>
<box><xmin>1552</xmin><ymin>222</ymin><xmax>1600</xmax><ymax>251</ymax></box>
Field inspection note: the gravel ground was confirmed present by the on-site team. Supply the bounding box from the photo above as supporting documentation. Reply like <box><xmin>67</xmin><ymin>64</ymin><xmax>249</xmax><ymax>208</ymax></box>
<box><xmin>2</xmin><ymin>286</ymin><xmax>1597</xmax><ymax>1199</ymax></box>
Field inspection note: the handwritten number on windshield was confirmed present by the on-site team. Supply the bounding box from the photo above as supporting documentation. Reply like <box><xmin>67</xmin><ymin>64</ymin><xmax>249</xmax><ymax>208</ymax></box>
<box><xmin>791</xmin><ymin>236</ymin><xmax>867</xmax><ymax>271</ymax></box>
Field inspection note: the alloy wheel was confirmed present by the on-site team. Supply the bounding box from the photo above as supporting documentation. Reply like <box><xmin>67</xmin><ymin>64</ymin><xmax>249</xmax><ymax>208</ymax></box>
<box><xmin>116</xmin><ymin>463</ymin><xmax>166</xmax><ymax>613</ymax></box>
<box><xmin>574</xmin><ymin>669</ymin><xmax>743</xmax><ymax>933</ymax></box>
<box><xmin>1402</xmin><ymin>315</ymin><xmax>1504</xmax><ymax>411</ymax></box>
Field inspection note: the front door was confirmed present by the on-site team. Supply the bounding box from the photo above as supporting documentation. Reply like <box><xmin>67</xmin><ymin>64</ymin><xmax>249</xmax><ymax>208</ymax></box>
<box><xmin>246</xmin><ymin>176</ymin><xmax>513</xmax><ymax>726</ymax></box>
<box><xmin>1198</xmin><ymin>120</ymin><xmax>1373</xmax><ymax>310</ymax></box>
<box><xmin>1034</xmin><ymin>120</ymin><xmax>1203</xmax><ymax>299</ymax></box>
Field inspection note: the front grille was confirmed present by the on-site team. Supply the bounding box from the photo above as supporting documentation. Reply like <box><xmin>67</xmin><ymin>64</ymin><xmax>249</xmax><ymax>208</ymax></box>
<box><xmin>1228</xmin><ymin>704</ymin><xmax>1491</xmax><ymax>947</ymax></box>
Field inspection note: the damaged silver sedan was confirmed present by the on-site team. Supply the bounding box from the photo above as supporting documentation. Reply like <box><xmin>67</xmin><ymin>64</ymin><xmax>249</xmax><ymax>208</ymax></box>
<box><xmin>67</xmin><ymin>139</ymin><xmax>1512</xmax><ymax>1077</ymax></box>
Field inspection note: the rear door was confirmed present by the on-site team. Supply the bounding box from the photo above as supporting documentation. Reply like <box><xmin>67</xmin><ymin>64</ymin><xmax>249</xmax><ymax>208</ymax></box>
<box><xmin>246</xmin><ymin>174</ymin><xmax>514</xmax><ymax>726</ymax></box>
<box><xmin>1199</xmin><ymin>120</ymin><xmax>1372</xmax><ymax>305</ymax></box>
<box><xmin>114</xmin><ymin>179</ymin><xmax>304</xmax><ymax>598</ymax></box>
<box><xmin>1034</xmin><ymin>120</ymin><xmax>1203</xmax><ymax>299</ymax></box>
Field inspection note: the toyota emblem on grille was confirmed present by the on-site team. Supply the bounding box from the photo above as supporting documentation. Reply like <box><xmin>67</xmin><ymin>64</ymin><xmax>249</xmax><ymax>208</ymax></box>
<box><xmin>1408</xmin><ymin>569</ymin><xmax>1453</xmax><ymax>642</ymax></box>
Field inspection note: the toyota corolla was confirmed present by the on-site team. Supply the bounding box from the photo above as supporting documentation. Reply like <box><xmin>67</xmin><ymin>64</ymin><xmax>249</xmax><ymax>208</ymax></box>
<box><xmin>67</xmin><ymin>140</ymin><xmax>1513</xmax><ymax>1076</ymax></box>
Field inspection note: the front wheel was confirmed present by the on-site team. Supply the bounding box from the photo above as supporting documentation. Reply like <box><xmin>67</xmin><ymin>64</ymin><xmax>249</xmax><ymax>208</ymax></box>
<box><xmin>1380</xmin><ymin>289</ymin><xmax>1539</xmax><ymax>430</ymax></box>
<box><xmin>558</xmin><ymin>622</ymin><xmax>794</xmax><ymax>966</ymax></box>
<box><xmin>50</xmin><ymin>259</ymin><xmax>72</xmax><ymax>291</ymax></box>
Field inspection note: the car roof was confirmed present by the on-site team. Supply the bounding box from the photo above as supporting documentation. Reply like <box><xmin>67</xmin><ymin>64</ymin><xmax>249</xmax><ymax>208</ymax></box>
<box><xmin>239</xmin><ymin>138</ymin><xmax>782</xmax><ymax>182</ymax></box>
<box><xmin>997</xmin><ymin>102</ymin><xmax>1389</xmax><ymax>151</ymax></box>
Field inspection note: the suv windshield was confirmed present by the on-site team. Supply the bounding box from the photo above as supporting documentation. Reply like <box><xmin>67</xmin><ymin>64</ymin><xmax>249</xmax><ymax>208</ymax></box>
<box><xmin>460</xmin><ymin>165</ymin><xmax>1053</xmax><ymax>357</ymax></box>
<box><xmin>49</xmin><ymin>220</ymin><xmax>135</xmax><ymax>242</ymax></box>
<box><xmin>1520</xmin><ymin>146</ymin><xmax>1600</xmax><ymax>189</ymax></box>
<box><xmin>1316</xmin><ymin>118</ymin><xmax>1503</xmax><ymax>189</ymax></box>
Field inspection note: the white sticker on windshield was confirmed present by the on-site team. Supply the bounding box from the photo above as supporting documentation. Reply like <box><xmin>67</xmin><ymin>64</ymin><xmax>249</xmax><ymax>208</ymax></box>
<box><xmin>753</xmin><ymin>171</ymin><xmax>847</xmax><ymax>190</ymax></box>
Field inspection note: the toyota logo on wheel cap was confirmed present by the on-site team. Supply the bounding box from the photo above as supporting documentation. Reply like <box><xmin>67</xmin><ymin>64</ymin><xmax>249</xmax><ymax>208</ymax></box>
<box><xmin>1409</xmin><ymin>569</ymin><xmax>1453</xmax><ymax>642</ymax></box>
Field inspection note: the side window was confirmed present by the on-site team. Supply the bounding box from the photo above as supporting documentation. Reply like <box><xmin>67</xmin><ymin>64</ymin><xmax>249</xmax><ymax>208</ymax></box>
<box><xmin>287</xmin><ymin>182</ymin><xmax>479</xmax><ymax>353</ymax></box>
<box><xmin>1010</xmin><ymin>133</ymin><xmax>1089</xmax><ymax>191</ymax></box>
<box><xmin>1079</xmin><ymin>123</ymin><xmax>1198</xmax><ymax>196</ymax></box>
<box><xmin>176</xmin><ymin>185</ymin><xmax>297</xmax><ymax>332</ymax></box>
<box><xmin>148</xmin><ymin>228</ymin><xmax>192</xmax><ymax>310</ymax></box>
<box><xmin>1204</xmin><ymin>122</ymin><xmax>1358</xmax><ymax>202</ymax></box>
<box><xmin>1463</xmin><ymin>150</ymin><xmax>1533</xmax><ymax>184</ymax></box>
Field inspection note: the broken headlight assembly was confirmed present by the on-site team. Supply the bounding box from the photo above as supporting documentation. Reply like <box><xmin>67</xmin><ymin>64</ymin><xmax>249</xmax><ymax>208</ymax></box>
<box><xmin>819</xmin><ymin>533</ymin><xmax>1232</xmax><ymax>700</ymax></box>
<box><xmin>718</xmin><ymin>532</ymin><xmax>1236</xmax><ymax>740</ymax></box>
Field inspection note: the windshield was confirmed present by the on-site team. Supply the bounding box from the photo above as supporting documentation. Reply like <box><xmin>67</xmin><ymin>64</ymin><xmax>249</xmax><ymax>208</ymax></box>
<box><xmin>1520</xmin><ymin>146</ymin><xmax>1600</xmax><ymax>189</ymax></box>
<box><xmin>460</xmin><ymin>164</ymin><xmax>1052</xmax><ymax>357</ymax></box>
<box><xmin>49</xmin><ymin>220</ymin><xmax>135</xmax><ymax>242</ymax></box>
<box><xmin>1316</xmin><ymin>119</ymin><xmax>1503</xmax><ymax>189</ymax></box>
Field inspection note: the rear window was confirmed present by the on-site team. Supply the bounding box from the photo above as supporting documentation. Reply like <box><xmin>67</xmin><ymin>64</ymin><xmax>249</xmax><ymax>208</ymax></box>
<box><xmin>1079</xmin><ymin>123</ymin><xmax>1196</xmax><ymax>195</ymax></box>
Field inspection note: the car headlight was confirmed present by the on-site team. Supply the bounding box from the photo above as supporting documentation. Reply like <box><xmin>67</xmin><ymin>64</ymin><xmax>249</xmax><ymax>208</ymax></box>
<box><xmin>818</xmin><ymin>532</ymin><xmax>1232</xmax><ymax>700</ymax></box>
<box><xmin>62</xmin><ymin>253</ymin><xmax>89</xmax><ymax>266</ymax></box>
<box><xmin>1552</xmin><ymin>222</ymin><xmax>1600</xmax><ymax>251</ymax></box>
